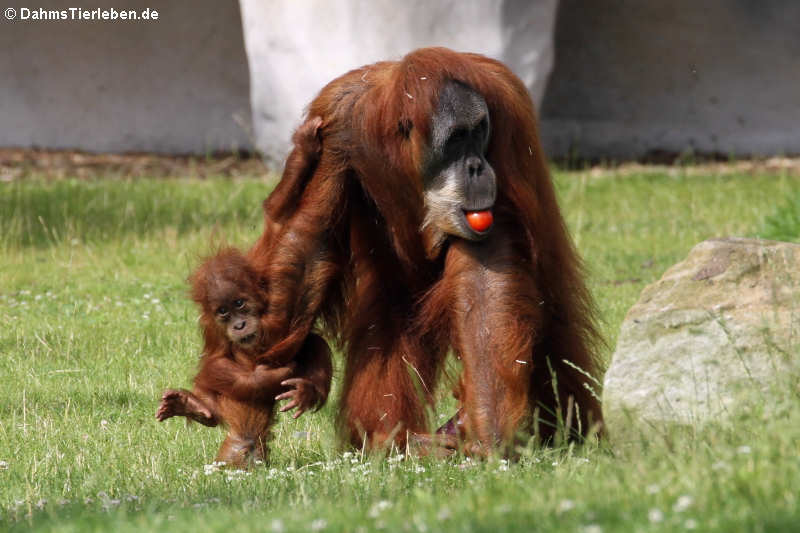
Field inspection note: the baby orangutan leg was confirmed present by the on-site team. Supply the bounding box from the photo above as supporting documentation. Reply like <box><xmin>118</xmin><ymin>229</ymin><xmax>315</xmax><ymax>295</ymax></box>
<box><xmin>156</xmin><ymin>388</ymin><xmax>218</xmax><ymax>427</ymax></box>
<box><xmin>215</xmin><ymin>433</ymin><xmax>269</xmax><ymax>468</ymax></box>
<box><xmin>214</xmin><ymin>396</ymin><xmax>275</xmax><ymax>468</ymax></box>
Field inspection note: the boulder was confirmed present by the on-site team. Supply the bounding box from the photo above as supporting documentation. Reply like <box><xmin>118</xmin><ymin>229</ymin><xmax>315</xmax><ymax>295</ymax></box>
<box><xmin>603</xmin><ymin>238</ymin><xmax>800</xmax><ymax>438</ymax></box>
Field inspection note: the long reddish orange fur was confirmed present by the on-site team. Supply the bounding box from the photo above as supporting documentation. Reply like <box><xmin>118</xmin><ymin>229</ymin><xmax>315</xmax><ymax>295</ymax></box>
<box><xmin>249</xmin><ymin>47</ymin><xmax>603</xmax><ymax>449</ymax></box>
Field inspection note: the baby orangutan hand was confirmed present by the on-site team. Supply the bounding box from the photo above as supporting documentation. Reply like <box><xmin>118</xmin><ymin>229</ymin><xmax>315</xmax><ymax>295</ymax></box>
<box><xmin>251</xmin><ymin>362</ymin><xmax>297</xmax><ymax>397</ymax></box>
<box><xmin>275</xmin><ymin>378</ymin><xmax>323</xmax><ymax>419</ymax></box>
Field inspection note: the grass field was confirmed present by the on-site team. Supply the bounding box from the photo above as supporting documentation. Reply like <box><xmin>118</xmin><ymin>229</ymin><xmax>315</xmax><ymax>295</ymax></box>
<box><xmin>1</xmin><ymin>166</ymin><xmax>799</xmax><ymax>532</ymax></box>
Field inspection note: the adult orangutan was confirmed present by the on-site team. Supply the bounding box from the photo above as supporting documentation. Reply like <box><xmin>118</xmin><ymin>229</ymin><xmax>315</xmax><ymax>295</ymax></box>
<box><xmin>248</xmin><ymin>47</ymin><xmax>603</xmax><ymax>453</ymax></box>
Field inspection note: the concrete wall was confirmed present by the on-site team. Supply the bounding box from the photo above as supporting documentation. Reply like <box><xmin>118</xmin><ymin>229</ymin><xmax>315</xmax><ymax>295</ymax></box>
<box><xmin>2</xmin><ymin>0</ymin><xmax>798</xmax><ymax>160</ymax></box>
<box><xmin>239</xmin><ymin>0</ymin><xmax>558</xmax><ymax>164</ymax></box>
<box><xmin>0</xmin><ymin>0</ymin><xmax>251</xmax><ymax>154</ymax></box>
<box><xmin>540</xmin><ymin>0</ymin><xmax>800</xmax><ymax>159</ymax></box>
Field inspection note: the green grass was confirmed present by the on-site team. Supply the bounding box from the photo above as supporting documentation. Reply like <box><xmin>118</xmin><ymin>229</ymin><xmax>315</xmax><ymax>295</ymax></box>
<box><xmin>761</xmin><ymin>192</ymin><xmax>800</xmax><ymax>242</ymax></box>
<box><xmin>1</xmin><ymin>168</ymin><xmax>799</xmax><ymax>532</ymax></box>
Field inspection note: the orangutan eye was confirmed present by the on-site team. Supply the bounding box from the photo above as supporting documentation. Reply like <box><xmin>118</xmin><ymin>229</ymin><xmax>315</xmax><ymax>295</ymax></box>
<box><xmin>234</xmin><ymin>299</ymin><xmax>245</xmax><ymax>309</ymax></box>
<box><xmin>217</xmin><ymin>306</ymin><xmax>229</xmax><ymax>316</ymax></box>
<box><xmin>448</xmin><ymin>127</ymin><xmax>469</xmax><ymax>145</ymax></box>
<box><xmin>477</xmin><ymin>117</ymin><xmax>489</xmax><ymax>139</ymax></box>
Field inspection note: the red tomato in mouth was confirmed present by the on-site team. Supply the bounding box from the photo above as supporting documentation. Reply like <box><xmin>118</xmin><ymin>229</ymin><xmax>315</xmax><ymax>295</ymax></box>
<box><xmin>465</xmin><ymin>210</ymin><xmax>493</xmax><ymax>232</ymax></box>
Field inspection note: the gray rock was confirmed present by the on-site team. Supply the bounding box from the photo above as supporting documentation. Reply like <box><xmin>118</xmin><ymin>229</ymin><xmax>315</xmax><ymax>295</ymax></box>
<box><xmin>603</xmin><ymin>238</ymin><xmax>800</xmax><ymax>438</ymax></box>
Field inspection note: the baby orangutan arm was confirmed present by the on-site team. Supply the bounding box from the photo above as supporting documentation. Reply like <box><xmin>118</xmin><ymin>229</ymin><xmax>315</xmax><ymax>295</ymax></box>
<box><xmin>197</xmin><ymin>355</ymin><xmax>297</xmax><ymax>403</ymax></box>
<box><xmin>275</xmin><ymin>333</ymin><xmax>333</xmax><ymax>418</ymax></box>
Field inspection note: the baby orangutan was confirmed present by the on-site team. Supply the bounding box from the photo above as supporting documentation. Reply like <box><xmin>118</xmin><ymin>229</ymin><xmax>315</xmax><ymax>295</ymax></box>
<box><xmin>156</xmin><ymin>248</ymin><xmax>333</xmax><ymax>467</ymax></box>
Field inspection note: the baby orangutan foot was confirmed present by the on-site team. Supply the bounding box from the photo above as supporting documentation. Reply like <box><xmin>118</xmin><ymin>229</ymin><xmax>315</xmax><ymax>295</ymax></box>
<box><xmin>156</xmin><ymin>388</ymin><xmax>217</xmax><ymax>427</ymax></box>
<box><xmin>275</xmin><ymin>378</ymin><xmax>322</xmax><ymax>419</ymax></box>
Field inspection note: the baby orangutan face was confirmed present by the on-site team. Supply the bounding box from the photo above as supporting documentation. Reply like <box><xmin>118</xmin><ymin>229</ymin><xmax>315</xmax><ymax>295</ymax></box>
<box><xmin>208</xmin><ymin>281</ymin><xmax>261</xmax><ymax>347</ymax></box>
<box><xmin>190</xmin><ymin>248</ymin><xmax>268</xmax><ymax>354</ymax></box>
